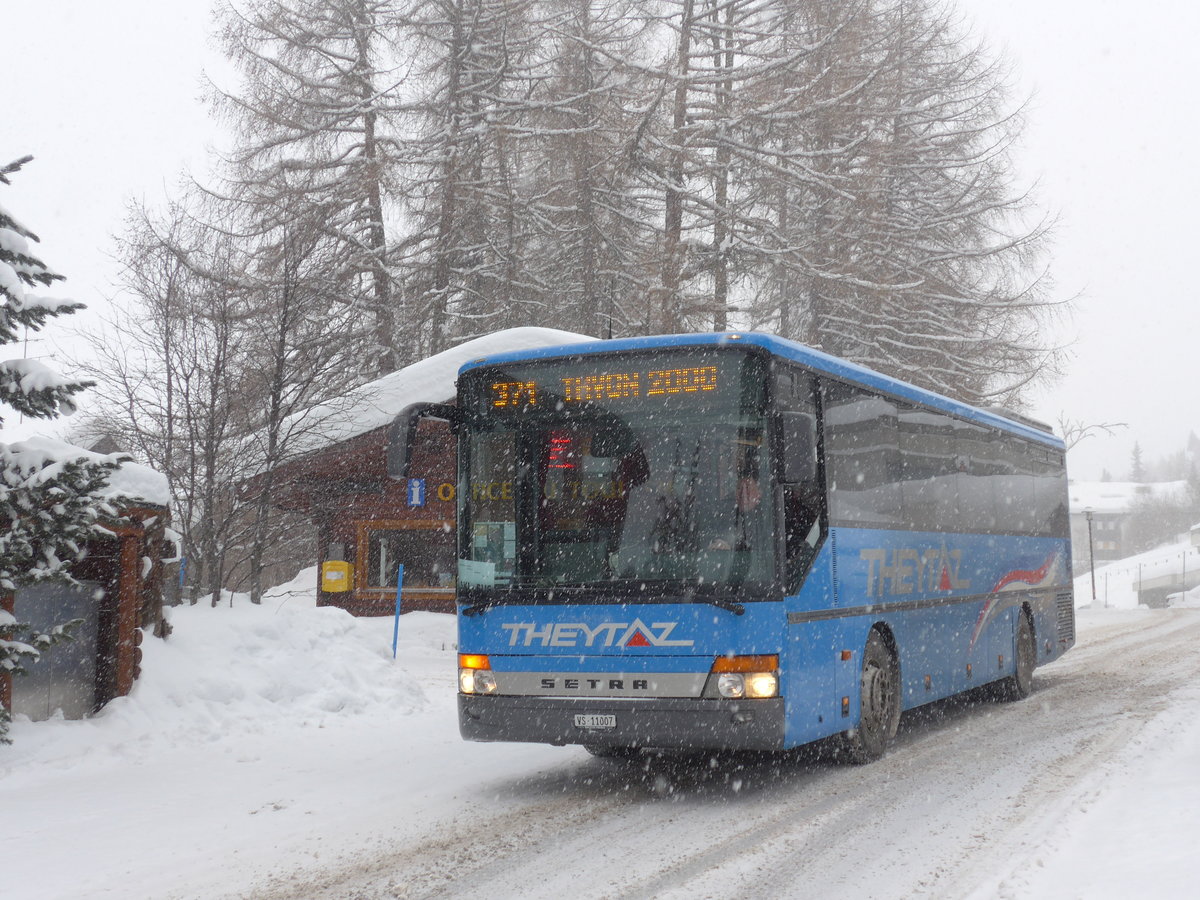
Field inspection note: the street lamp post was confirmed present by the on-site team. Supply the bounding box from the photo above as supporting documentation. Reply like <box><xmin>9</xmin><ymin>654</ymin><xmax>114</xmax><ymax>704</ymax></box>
<box><xmin>1085</xmin><ymin>508</ymin><xmax>1098</xmax><ymax>607</ymax></box>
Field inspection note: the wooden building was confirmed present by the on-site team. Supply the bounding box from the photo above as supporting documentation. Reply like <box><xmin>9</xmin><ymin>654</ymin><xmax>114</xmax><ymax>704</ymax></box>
<box><xmin>1</xmin><ymin>439</ymin><xmax>170</xmax><ymax>721</ymax></box>
<box><xmin>265</xmin><ymin>418</ymin><xmax>458</xmax><ymax>615</ymax></box>
<box><xmin>256</xmin><ymin>328</ymin><xmax>591</xmax><ymax>616</ymax></box>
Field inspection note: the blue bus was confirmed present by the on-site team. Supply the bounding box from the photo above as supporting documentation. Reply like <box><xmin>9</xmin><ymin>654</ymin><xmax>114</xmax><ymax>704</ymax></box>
<box><xmin>392</xmin><ymin>332</ymin><xmax>1074</xmax><ymax>761</ymax></box>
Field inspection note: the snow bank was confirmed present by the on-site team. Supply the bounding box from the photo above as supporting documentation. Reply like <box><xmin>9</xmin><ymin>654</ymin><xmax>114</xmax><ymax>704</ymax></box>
<box><xmin>1167</xmin><ymin>583</ymin><xmax>1200</xmax><ymax>608</ymax></box>
<box><xmin>0</xmin><ymin>568</ymin><xmax>473</xmax><ymax>900</ymax></box>
<box><xmin>1074</xmin><ymin>536</ymin><xmax>1200</xmax><ymax>609</ymax></box>
<box><xmin>8</xmin><ymin>568</ymin><xmax>449</xmax><ymax>756</ymax></box>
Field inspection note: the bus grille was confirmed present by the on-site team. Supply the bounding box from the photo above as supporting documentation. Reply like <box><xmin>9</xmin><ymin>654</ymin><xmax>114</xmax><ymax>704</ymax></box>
<box><xmin>1055</xmin><ymin>591</ymin><xmax>1075</xmax><ymax>644</ymax></box>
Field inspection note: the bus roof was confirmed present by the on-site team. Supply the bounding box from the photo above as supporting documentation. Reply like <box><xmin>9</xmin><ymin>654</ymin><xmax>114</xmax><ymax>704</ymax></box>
<box><xmin>458</xmin><ymin>331</ymin><xmax>1064</xmax><ymax>449</ymax></box>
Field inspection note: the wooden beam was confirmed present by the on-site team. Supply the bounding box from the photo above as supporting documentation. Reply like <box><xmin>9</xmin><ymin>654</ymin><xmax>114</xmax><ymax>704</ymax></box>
<box><xmin>114</xmin><ymin>533</ymin><xmax>142</xmax><ymax>696</ymax></box>
<box><xmin>0</xmin><ymin>591</ymin><xmax>12</xmax><ymax>712</ymax></box>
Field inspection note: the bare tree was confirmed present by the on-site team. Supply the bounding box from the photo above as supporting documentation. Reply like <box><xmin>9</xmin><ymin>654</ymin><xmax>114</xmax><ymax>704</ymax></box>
<box><xmin>740</xmin><ymin>0</ymin><xmax>1064</xmax><ymax>405</ymax></box>
<box><xmin>1056</xmin><ymin>414</ymin><xmax>1127</xmax><ymax>452</ymax></box>
<box><xmin>210</xmin><ymin>0</ymin><xmax>408</xmax><ymax>373</ymax></box>
<box><xmin>393</xmin><ymin>0</ymin><xmax>551</xmax><ymax>352</ymax></box>
<box><xmin>521</xmin><ymin>0</ymin><xmax>659</xmax><ymax>337</ymax></box>
<box><xmin>79</xmin><ymin>201</ymin><xmax>244</xmax><ymax>603</ymax></box>
<box><xmin>223</xmin><ymin>212</ymin><xmax>366</xmax><ymax>602</ymax></box>
<box><xmin>79</xmin><ymin>191</ymin><xmax>361</xmax><ymax>604</ymax></box>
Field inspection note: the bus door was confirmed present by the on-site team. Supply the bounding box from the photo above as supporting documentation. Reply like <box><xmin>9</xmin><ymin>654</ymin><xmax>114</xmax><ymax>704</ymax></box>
<box><xmin>772</xmin><ymin>366</ymin><xmax>841</xmax><ymax>742</ymax></box>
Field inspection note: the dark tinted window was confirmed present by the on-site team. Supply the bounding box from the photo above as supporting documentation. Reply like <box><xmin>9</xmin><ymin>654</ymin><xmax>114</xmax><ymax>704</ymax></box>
<box><xmin>823</xmin><ymin>383</ymin><xmax>901</xmax><ymax>527</ymax></box>
<box><xmin>772</xmin><ymin>365</ymin><xmax>826</xmax><ymax>591</ymax></box>
<box><xmin>897</xmin><ymin>404</ymin><xmax>960</xmax><ymax>532</ymax></box>
<box><xmin>994</xmin><ymin>434</ymin><xmax>1038</xmax><ymax>535</ymax></box>
<box><xmin>823</xmin><ymin>382</ymin><xmax>1066</xmax><ymax>537</ymax></box>
<box><xmin>366</xmin><ymin>526</ymin><xmax>456</xmax><ymax>589</ymax></box>
<box><xmin>954</xmin><ymin>420</ymin><xmax>998</xmax><ymax>532</ymax></box>
<box><xmin>1033</xmin><ymin>447</ymin><xmax>1070</xmax><ymax>538</ymax></box>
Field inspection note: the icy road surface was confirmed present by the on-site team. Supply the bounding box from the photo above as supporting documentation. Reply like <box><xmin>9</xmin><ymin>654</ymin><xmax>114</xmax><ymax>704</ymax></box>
<box><xmin>249</xmin><ymin>609</ymin><xmax>1200</xmax><ymax>900</ymax></box>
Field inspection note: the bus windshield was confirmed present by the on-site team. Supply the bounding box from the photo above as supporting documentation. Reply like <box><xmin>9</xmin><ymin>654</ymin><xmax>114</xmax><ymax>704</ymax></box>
<box><xmin>458</xmin><ymin>348</ymin><xmax>773</xmax><ymax>601</ymax></box>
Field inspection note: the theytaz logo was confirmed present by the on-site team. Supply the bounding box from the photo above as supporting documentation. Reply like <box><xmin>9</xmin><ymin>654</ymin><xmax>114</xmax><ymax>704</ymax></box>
<box><xmin>859</xmin><ymin>544</ymin><xmax>971</xmax><ymax>597</ymax></box>
<box><xmin>501</xmin><ymin>619</ymin><xmax>694</xmax><ymax>649</ymax></box>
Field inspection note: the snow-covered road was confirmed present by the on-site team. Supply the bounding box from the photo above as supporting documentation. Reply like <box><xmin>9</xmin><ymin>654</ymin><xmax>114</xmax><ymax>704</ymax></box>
<box><xmin>6</xmin><ymin>594</ymin><xmax>1200</xmax><ymax>900</ymax></box>
<box><xmin>255</xmin><ymin>610</ymin><xmax>1200</xmax><ymax>900</ymax></box>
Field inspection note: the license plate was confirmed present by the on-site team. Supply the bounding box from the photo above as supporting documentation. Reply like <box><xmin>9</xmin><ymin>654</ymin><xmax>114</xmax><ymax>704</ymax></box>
<box><xmin>574</xmin><ymin>714</ymin><xmax>617</xmax><ymax>730</ymax></box>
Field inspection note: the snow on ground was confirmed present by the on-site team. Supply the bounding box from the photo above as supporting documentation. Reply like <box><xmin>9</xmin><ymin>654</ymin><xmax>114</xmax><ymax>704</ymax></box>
<box><xmin>969</xmin><ymin>618</ymin><xmax>1200</xmax><ymax>899</ymax></box>
<box><xmin>1</xmin><ymin>569</ymin><xmax>563</xmax><ymax>900</ymax></box>
<box><xmin>1073</xmin><ymin>535</ymin><xmax>1200</xmax><ymax>609</ymax></box>
<box><xmin>1169</xmin><ymin>583</ymin><xmax>1200</xmax><ymax>607</ymax></box>
<box><xmin>3</xmin><ymin>570</ymin><xmax>1200</xmax><ymax>899</ymax></box>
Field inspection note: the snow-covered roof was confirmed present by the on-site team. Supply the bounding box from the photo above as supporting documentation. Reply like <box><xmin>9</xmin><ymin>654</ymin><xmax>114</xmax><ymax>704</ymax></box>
<box><xmin>2</xmin><ymin>434</ymin><xmax>170</xmax><ymax>507</ymax></box>
<box><xmin>279</xmin><ymin>327</ymin><xmax>595</xmax><ymax>462</ymax></box>
<box><xmin>1068</xmin><ymin>480</ymin><xmax>1188</xmax><ymax>515</ymax></box>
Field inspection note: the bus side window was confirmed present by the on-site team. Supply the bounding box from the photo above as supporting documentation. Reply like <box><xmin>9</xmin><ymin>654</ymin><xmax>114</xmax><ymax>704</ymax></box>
<box><xmin>783</xmin><ymin>482</ymin><xmax>823</xmax><ymax>591</ymax></box>
<box><xmin>780</xmin><ymin>411</ymin><xmax>817</xmax><ymax>483</ymax></box>
<box><xmin>773</xmin><ymin>367</ymin><xmax>825</xmax><ymax>591</ymax></box>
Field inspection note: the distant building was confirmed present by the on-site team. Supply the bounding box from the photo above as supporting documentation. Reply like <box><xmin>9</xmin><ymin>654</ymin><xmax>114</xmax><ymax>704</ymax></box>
<box><xmin>1068</xmin><ymin>480</ymin><xmax>1188</xmax><ymax>573</ymax></box>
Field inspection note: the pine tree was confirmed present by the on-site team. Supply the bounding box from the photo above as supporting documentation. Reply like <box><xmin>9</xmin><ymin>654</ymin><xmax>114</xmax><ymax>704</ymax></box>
<box><xmin>0</xmin><ymin>156</ymin><xmax>121</xmax><ymax>743</ymax></box>
<box><xmin>1130</xmin><ymin>442</ymin><xmax>1146</xmax><ymax>483</ymax></box>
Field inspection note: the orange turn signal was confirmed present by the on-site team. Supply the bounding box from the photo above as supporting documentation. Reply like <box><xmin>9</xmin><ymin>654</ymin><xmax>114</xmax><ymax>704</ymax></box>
<box><xmin>459</xmin><ymin>653</ymin><xmax>491</xmax><ymax>670</ymax></box>
<box><xmin>711</xmin><ymin>654</ymin><xmax>779</xmax><ymax>673</ymax></box>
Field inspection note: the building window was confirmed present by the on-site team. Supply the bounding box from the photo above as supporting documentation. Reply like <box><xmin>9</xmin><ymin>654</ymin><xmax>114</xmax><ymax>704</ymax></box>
<box><xmin>364</xmin><ymin>524</ymin><xmax>455</xmax><ymax>589</ymax></box>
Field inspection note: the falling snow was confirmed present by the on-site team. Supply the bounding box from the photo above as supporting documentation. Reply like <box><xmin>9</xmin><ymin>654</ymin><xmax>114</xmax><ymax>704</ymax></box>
<box><xmin>3</xmin><ymin>567</ymin><xmax>1199</xmax><ymax>899</ymax></box>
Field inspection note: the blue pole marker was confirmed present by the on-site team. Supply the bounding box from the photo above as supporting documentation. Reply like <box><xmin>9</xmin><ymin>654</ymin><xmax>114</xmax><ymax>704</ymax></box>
<box><xmin>392</xmin><ymin>564</ymin><xmax>405</xmax><ymax>659</ymax></box>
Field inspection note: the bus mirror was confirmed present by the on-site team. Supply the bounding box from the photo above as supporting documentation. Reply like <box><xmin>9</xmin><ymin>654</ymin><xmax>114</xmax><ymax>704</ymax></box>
<box><xmin>780</xmin><ymin>411</ymin><xmax>817</xmax><ymax>484</ymax></box>
<box><xmin>387</xmin><ymin>402</ymin><xmax>459</xmax><ymax>480</ymax></box>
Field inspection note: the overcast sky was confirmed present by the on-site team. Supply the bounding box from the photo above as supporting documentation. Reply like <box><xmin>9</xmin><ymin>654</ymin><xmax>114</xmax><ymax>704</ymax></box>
<box><xmin>5</xmin><ymin>0</ymin><xmax>1197</xmax><ymax>480</ymax></box>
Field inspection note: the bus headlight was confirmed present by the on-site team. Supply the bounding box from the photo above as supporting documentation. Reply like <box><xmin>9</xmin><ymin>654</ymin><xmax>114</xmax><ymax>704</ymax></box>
<box><xmin>711</xmin><ymin>654</ymin><xmax>779</xmax><ymax>699</ymax></box>
<box><xmin>716</xmin><ymin>672</ymin><xmax>779</xmax><ymax>699</ymax></box>
<box><xmin>459</xmin><ymin>654</ymin><xmax>497</xmax><ymax>695</ymax></box>
<box><xmin>744</xmin><ymin>671</ymin><xmax>779</xmax><ymax>698</ymax></box>
<box><xmin>718</xmin><ymin>673</ymin><xmax>747</xmax><ymax>698</ymax></box>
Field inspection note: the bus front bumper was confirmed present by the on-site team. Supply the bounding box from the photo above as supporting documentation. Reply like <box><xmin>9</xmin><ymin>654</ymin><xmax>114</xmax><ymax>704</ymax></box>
<box><xmin>458</xmin><ymin>694</ymin><xmax>786</xmax><ymax>751</ymax></box>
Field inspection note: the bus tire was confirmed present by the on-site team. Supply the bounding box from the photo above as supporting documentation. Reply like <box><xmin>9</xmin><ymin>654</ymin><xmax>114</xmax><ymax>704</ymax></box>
<box><xmin>842</xmin><ymin>629</ymin><xmax>901</xmax><ymax>764</ymax></box>
<box><xmin>995</xmin><ymin>611</ymin><xmax>1035</xmax><ymax>702</ymax></box>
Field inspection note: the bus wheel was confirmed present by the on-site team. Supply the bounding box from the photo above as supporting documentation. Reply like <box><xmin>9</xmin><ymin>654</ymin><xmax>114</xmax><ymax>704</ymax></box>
<box><xmin>995</xmin><ymin>612</ymin><xmax>1035</xmax><ymax>702</ymax></box>
<box><xmin>843</xmin><ymin>630</ymin><xmax>900</xmax><ymax>764</ymax></box>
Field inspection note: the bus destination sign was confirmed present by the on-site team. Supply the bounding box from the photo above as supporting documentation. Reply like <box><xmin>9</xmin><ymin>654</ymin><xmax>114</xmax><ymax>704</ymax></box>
<box><xmin>489</xmin><ymin>365</ymin><xmax>719</xmax><ymax>411</ymax></box>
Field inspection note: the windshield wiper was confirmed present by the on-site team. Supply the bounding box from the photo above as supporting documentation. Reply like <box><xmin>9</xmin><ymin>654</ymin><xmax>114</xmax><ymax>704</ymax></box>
<box><xmin>699</xmin><ymin>595</ymin><xmax>745</xmax><ymax>615</ymax></box>
<box><xmin>460</xmin><ymin>601</ymin><xmax>492</xmax><ymax>617</ymax></box>
<box><xmin>678</xmin><ymin>585</ymin><xmax>744</xmax><ymax>615</ymax></box>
